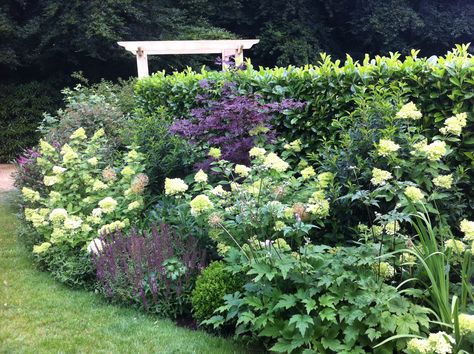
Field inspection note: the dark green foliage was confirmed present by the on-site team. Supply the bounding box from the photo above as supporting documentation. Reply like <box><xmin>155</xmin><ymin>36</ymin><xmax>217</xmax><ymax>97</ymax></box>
<box><xmin>38</xmin><ymin>245</ymin><xmax>95</xmax><ymax>289</ymax></box>
<box><xmin>0</xmin><ymin>81</ymin><xmax>61</xmax><ymax>162</ymax></box>
<box><xmin>191</xmin><ymin>261</ymin><xmax>244</xmax><ymax>323</ymax></box>
<box><xmin>131</xmin><ymin>106</ymin><xmax>198</xmax><ymax>193</ymax></box>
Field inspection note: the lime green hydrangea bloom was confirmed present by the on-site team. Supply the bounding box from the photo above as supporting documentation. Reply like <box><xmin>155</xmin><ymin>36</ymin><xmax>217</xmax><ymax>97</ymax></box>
<box><xmin>164</xmin><ymin>177</ymin><xmax>188</xmax><ymax>196</ymax></box>
<box><xmin>300</xmin><ymin>166</ymin><xmax>316</xmax><ymax>180</ymax></box>
<box><xmin>92</xmin><ymin>179</ymin><xmax>107</xmax><ymax>191</ymax></box>
<box><xmin>70</xmin><ymin>127</ymin><xmax>87</xmax><ymax>140</ymax></box>
<box><xmin>87</xmin><ymin>157</ymin><xmax>98</xmax><ymax>166</ymax></box>
<box><xmin>127</xmin><ymin>201</ymin><xmax>140</xmax><ymax>211</ymax></box>
<box><xmin>460</xmin><ymin>219</ymin><xmax>474</xmax><ymax>241</ymax></box>
<box><xmin>404</xmin><ymin>186</ymin><xmax>424</xmax><ymax>203</ymax></box>
<box><xmin>444</xmin><ymin>239</ymin><xmax>466</xmax><ymax>254</ymax></box>
<box><xmin>373</xmin><ymin>262</ymin><xmax>395</xmax><ymax>279</ymax></box>
<box><xmin>234</xmin><ymin>164</ymin><xmax>251</xmax><ymax>177</ymax></box>
<box><xmin>39</xmin><ymin>140</ymin><xmax>56</xmax><ymax>155</ymax></box>
<box><xmin>33</xmin><ymin>242</ymin><xmax>52</xmax><ymax>254</ymax></box>
<box><xmin>423</xmin><ymin>140</ymin><xmax>447</xmax><ymax>161</ymax></box>
<box><xmin>274</xmin><ymin>221</ymin><xmax>287</xmax><ymax>232</ymax></box>
<box><xmin>22</xmin><ymin>187</ymin><xmax>40</xmax><ymax>202</ymax></box>
<box><xmin>317</xmin><ymin>172</ymin><xmax>334</xmax><ymax>188</ymax></box>
<box><xmin>61</xmin><ymin>144</ymin><xmax>79</xmax><ymax>164</ymax></box>
<box><xmin>98</xmin><ymin>197</ymin><xmax>118</xmax><ymax>213</ymax></box>
<box><xmin>283</xmin><ymin>139</ymin><xmax>302</xmax><ymax>152</ymax></box>
<box><xmin>406</xmin><ymin>338</ymin><xmax>431</xmax><ymax>354</ymax></box>
<box><xmin>49</xmin><ymin>208</ymin><xmax>68</xmax><ymax>222</ymax></box>
<box><xmin>208</xmin><ymin>147</ymin><xmax>221</xmax><ymax>159</ymax></box>
<box><xmin>263</xmin><ymin>152</ymin><xmax>289</xmax><ymax>172</ymax></box>
<box><xmin>459</xmin><ymin>313</ymin><xmax>474</xmax><ymax>335</ymax></box>
<box><xmin>43</xmin><ymin>175</ymin><xmax>58</xmax><ymax>186</ymax></box>
<box><xmin>370</xmin><ymin>168</ymin><xmax>393</xmax><ymax>186</ymax></box>
<box><xmin>433</xmin><ymin>174</ymin><xmax>453</xmax><ymax>189</ymax></box>
<box><xmin>121</xmin><ymin>166</ymin><xmax>135</xmax><ymax>177</ymax></box>
<box><xmin>190</xmin><ymin>195</ymin><xmax>214</xmax><ymax>216</ymax></box>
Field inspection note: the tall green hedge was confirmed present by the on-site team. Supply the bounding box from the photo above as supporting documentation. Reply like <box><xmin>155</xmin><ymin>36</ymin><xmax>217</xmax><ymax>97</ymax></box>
<box><xmin>135</xmin><ymin>45</ymin><xmax>474</xmax><ymax>169</ymax></box>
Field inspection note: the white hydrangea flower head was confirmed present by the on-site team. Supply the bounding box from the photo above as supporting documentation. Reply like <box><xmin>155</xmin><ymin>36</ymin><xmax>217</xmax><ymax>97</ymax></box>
<box><xmin>460</xmin><ymin>219</ymin><xmax>474</xmax><ymax>241</ymax></box>
<box><xmin>440</xmin><ymin>112</ymin><xmax>467</xmax><ymax>136</ymax></box>
<box><xmin>396</xmin><ymin>102</ymin><xmax>422</xmax><ymax>120</ymax></box>
<box><xmin>190</xmin><ymin>195</ymin><xmax>214</xmax><ymax>216</ymax></box>
<box><xmin>52</xmin><ymin>166</ymin><xmax>67</xmax><ymax>175</ymax></box>
<box><xmin>249</xmin><ymin>147</ymin><xmax>266</xmax><ymax>158</ymax></box>
<box><xmin>370</xmin><ymin>168</ymin><xmax>393</xmax><ymax>186</ymax></box>
<box><xmin>43</xmin><ymin>175</ymin><xmax>58</xmax><ymax>186</ymax></box>
<box><xmin>211</xmin><ymin>185</ymin><xmax>229</xmax><ymax>197</ymax></box>
<box><xmin>64</xmin><ymin>216</ymin><xmax>83</xmax><ymax>230</ymax></box>
<box><xmin>98</xmin><ymin>197</ymin><xmax>118</xmax><ymax>213</ymax></box>
<box><xmin>164</xmin><ymin>178</ymin><xmax>188</xmax><ymax>196</ymax></box>
<box><xmin>377</xmin><ymin>139</ymin><xmax>400</xmax><ymax>157</ymax></box>
<box><xmin>263</xmin><ymin>153</ymin><xmax>289</xmax><ymax>172</ymax></box>
<box><xmin>432</xmin><ymin>174</ymin><xmax>453</xmax><ymax>189</ymax></box>
<box><xmin>234</xmin><ymin>164</ymin><xmax>251</xmax><ymax>177</ymax></box>
<box><xmin>427</xmin><ymin>332</ymin><xmax>454</xmax><ymax>354</ymax></box>
<box><xmin>404</xmin><ymin>186</ymin><xmax>424</xmax><ymax>203</ymax></box>
<box><xmin>194</xmin><ymin>169</ymin><xmax>208</xmax><ymax>183</ymax></box>
<box><xmin>49</xmin><ymin>208</ymin><xmax>68</xmax><ymax>222</ymax></box>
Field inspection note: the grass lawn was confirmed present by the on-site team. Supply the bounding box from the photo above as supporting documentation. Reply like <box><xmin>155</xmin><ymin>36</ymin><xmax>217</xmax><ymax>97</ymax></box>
<box><xmin>0</xmin><ymin>192</ymin><xmax>249</xmax><ymax>354</ymax></box>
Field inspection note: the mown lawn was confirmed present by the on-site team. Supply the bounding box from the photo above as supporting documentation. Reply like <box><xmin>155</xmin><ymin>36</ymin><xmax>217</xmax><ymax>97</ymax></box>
<box><xmin>0</xmin><ymin>192</ymin><xmax>248</xmax><ymax>354</ymax></box>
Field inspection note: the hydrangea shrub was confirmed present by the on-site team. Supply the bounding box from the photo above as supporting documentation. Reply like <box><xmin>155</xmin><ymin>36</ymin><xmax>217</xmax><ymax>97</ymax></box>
<box><xmin>163</xmin><ymin>146</ymin><xmax>332</xmax><ymax>254</ymax></box>
<box><xmin>20</xmin><ymin>128</ymin><xmax>148</xmax><ymax>257</ymax></box>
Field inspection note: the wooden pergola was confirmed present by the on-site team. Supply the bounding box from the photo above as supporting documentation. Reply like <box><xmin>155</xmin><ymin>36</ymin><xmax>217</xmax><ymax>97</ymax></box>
<box><xmin>117</xmin><ymin>39</ymin><xmax>260</xmax><ymax>78</ymax></box>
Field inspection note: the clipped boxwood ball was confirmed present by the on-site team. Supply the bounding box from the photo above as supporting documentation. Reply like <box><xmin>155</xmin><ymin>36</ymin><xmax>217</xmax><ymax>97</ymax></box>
<box><xmin>191</xmin><ymin>261</ymin><xmax>244</xmax><ymax>323</ymax></box>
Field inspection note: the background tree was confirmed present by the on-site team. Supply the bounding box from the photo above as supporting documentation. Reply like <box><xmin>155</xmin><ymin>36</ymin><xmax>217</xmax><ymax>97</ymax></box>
<box><xmin>1</xmin><ymin>0</ymin><xmax>473</xmax><ymax>161</ymax></box>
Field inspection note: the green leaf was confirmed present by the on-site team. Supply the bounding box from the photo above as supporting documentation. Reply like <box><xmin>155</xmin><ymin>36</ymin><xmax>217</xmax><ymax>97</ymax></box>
<box><xmin>302</xmin><ymin>298</ymin><xmax>317</xmax><ymax>314</ymax></box>
<box><xmin>365</xmin><ymin>328</ymin><xmax>382</xmax><ymax>341</ymax></box>
<box><xmin>319</xmin><ymin>294</ymin><xmax>337</xmax><ymax>309</ymax></box>
<box><xmin>274</xmin><ymin>294</ymin><xmax>297</xmax><ymax>310</ymax></box>
<box><xmin>289</xmin><ymin>314</ymin><xmax>314</xmax><ymax>337</ymax></box>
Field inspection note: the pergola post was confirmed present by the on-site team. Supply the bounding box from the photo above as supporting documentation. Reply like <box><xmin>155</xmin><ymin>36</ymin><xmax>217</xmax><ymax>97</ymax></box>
<box><xmin>117</xmin><ymin>40</ymin><xmax>259</xmax><ymax>78</ymax></box>
<box><xmin>136</xmin><ymin>47</ymin><xmax>149</xmax><ymax>78</ymax></box>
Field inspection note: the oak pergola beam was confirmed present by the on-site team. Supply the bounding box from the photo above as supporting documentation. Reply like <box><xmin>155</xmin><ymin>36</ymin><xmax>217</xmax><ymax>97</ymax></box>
<box><xmin>117</xmin><ymin>39</ymin><xmax>260</xmax><ymax>78</ymax></box>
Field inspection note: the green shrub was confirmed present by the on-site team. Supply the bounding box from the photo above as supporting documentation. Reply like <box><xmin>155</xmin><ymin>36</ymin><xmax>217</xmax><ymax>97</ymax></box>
<box><xmin>206</xmin><ymin>245</ymin><xmax>431</xmax><ymax>353</ymax></box>
<box><xmin>191</xmin><ymin>261</ymin><xmax>244</xmax><ymax>323</ymax></box>
<box><xmin>0</xmin><ymin>81</ymin><xmax>61</xmax><ymax>162</ymax></box>
<box><xmin>39</xmin><ymin>83</ymin><xmax>133</xmax><ymax>157</ymax></box>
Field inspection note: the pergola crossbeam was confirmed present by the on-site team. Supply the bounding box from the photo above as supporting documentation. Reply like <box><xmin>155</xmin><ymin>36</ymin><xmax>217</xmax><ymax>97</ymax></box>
<box><xmin>117</xmin><ymin>39</ymin><xmax>259</xmax><ymax>77</ymax></box>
